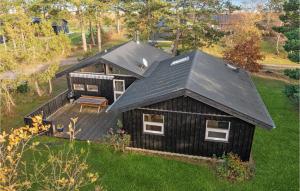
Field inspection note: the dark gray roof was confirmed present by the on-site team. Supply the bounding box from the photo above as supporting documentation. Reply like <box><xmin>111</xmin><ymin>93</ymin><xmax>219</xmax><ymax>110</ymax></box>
<box><xmin>55</xmin><ymin>40</ymin><xmax>171</xmax><ymax>78</ymax></box>
<box><xmin>56</xmin><ymin>42</ymin><xmax>128</xmax><ymax>78</ymax></box>
<box><xmin>107</xmin><ymin>50</ymin><xmax>275</xmax><ymax>130</ymax></box>
<box><xmin>101</xmin><ymin>41</ymin><xmax>172</xmax><ymax>77</ymax></box>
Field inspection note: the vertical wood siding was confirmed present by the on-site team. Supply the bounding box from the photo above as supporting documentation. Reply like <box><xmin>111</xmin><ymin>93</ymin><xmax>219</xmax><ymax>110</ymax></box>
<box><xmin>123</xmin><ymin>96</ymin><xmax>255</xmax><ymax>161</ymax></box>
<box><xmin>70</xmin><ymin>76</ymin><xmax>136</xmax><ymax>104</ymax></box>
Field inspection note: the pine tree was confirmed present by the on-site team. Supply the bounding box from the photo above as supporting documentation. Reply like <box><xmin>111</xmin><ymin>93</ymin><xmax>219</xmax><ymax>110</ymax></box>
<box><xmin>273</xmin><ymin>0</ymin><xmax>300</xmax><ymax>63</ymax></box>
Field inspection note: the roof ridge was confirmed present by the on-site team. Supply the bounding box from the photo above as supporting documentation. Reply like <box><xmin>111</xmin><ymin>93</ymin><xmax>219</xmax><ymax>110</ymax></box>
<box><xmin>184</xmin><ymin>50</ymin><xmax>198</xmax><ymax>89</ymax></box>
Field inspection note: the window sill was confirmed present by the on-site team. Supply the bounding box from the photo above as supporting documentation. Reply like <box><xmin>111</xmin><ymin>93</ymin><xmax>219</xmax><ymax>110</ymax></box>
<box><xmin>205</xmin><ymin>139</ymin><xmax>229</xmax><ymax>143</ymax></box>
<box><xmin>143</xmin><ymin>132</ymin><xmax>165</xmax><ymax>136</ymax></box>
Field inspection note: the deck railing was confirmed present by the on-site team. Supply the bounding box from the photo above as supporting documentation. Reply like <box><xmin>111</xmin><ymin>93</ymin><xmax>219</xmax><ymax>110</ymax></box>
<box><xmin>24</xmin><ymin>89</ymin><xmax>70</xmax><ymax>134</ymax></box>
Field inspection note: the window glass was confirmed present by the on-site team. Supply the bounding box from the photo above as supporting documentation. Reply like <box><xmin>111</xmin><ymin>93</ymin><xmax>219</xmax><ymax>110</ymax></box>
<box><xmin>207</xmin><ymin>131</ymin><xmax>227</xmax><ymax>139</ymax></box>
<box><xmin>144</xmin><ymin>114</ymin><xmax>164</xmax><ymax>123</ymax></box>
<box><xmin>207</xmin><ymin>120</ymin><xmax>229</xmax><ymax>130</ymax></box>
<box><xmin>73</xmin><ymin>84</ymin><xmax>85</xmax><ymax>91</ymax></box>
<box><xmin>145</xmin><ymin>125</ymin><xmax>162</xmax><ymax>132</ymax></box>
<box><xmin>87</xmin><ymin>85</ymin><xmax>98</xmax><ymax>92</ymax></box>
<box><xmin>143</xmin><ymin>114</ymin><xmax>164</xmax><ymax>135</ymax></box>
<box><xmin>114</xmin><ymin>81</ymin><xmax>124</xmax><ymax>92</ymax></box>
<box><xmin>79</xmin><ymin>63</ymin><xmax>104</xmax><ymax>73</ymax></box>
<box><xmin>115</xmin><ymin>93</ymin><xmax>122</xmax><ymax>100</ymax></box>
<box><xmin>205</xmin><ymin>120</ymin><xmax>230</xmax><ymax>142</ymax></box>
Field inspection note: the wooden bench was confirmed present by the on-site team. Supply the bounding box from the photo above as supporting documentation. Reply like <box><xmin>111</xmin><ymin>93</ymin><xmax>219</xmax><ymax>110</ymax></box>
<box><xmin>76</xmin><ymin>96</ymin><xmax>108</xmax><ymax>113</ymax></box>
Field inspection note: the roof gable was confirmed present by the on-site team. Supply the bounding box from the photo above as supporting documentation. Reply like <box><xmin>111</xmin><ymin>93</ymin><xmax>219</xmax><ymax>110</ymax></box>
<box><xmin>107</xmin><ymin>50</ymin><xmax>275</xmax><ymax>130</ymax></box>
<box><xmin>55</xmin><ymin>40</ymin><xmax>171</xmax><ymax>78</ymax></box>
<box><xmin>101</xmin><ymin>41</ymin><xmax>172</xmax><ymax>77</ymax></box>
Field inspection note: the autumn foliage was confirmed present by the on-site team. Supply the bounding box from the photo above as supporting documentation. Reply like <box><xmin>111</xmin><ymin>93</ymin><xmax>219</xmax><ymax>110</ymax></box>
<box><xmin>223</xmin><ymin>37</ymin><xmax>264</xmax><ymax>72</ymax></box>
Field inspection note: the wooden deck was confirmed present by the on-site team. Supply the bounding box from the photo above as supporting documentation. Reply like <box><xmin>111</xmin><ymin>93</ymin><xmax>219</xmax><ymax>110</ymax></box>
<box><xmin>48</xmin><ymin>103</ymin><xmax>120</xmax><ymax>141</ymax></box>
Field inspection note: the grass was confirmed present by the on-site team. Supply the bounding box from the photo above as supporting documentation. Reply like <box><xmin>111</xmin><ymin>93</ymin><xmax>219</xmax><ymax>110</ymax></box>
<box><xmin>0</xmin><ymin>77</ymin><xmax>67</xmax><ymax>132</ymax></box>
<box><xmin>158</xmin><ymin>39</ymin><xmax>298</xmax><ymax>65</ymax></box>
<box><xmin>15</xmin><ymin>76</ymin><xmax>299</xmax><ymax>191</ymax></box>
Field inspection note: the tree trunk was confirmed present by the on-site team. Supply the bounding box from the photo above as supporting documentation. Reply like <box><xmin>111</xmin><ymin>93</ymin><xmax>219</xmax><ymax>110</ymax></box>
<box><xmin>34</xmin><ymin>80</ymin><xmax>43</xmax><ymax>96</ymax></box>
<box><xmin>89</xmin><ymin>20</ymin><xmax>95</xmax><ymax>45</ymax></box>
<box><xmin>4</xmin><ymin>87</ymin><xmax>16</xmax><ymax>107</ymax></box>
<box><xmin>12</xmin><ymin>39</ymin><xmax>16</xmax><ymax>51</ymax></box>
<box><xmin>48</xmin><ymin>79</ymin><xmax>53</xmax><ymax>94</ymax></box>
<box><xmin>97</xmin><ymin>22</ymin><xmax>102</xmax><ymax>52</ymax></box>
<box><xmin>116</xmin><ymin>11</ymin><xmax>121</xmax><ymax>34</ymax></box>
<box><xmin>172</xmin><ymin>29</ymin><xmax>181</xmax><ymax>56</ymax></box>
<box><xmin>276</xmin><ymin>34</ymin><xmax>280</xmax><ymax>55</ymax></box>
<box><xmin>80</xmin><ymin>15</ymin><xmax>87</xmax><ymax>52</ymax></box>
<box><xmin>3</xmin><ymin>36</ymin><xmax>7</xmax><ymax>51</ymax></box>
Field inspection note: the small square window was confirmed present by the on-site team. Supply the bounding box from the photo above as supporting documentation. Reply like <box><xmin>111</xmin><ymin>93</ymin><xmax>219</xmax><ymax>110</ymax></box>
<box><xmin>143</xmin><ymin>114</ymin><xmax>164</xmax><ymax>135</ymax></box>
<box><xmin>87</xmin><ymin>84</ymin><xmax>98</xmax><ymax>92</ymax></box>
<box><xmin>73</xmin><ymin>84</ymin><xmax>85</xmax><ymax>91</ymax></box>
<box><xmin>205</xmin><ymin>120</ymin><xmax>230</xmax><ymax>142</ymax></box>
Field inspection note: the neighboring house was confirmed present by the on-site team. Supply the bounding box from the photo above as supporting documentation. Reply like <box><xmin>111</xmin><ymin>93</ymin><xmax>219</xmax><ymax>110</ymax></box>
<box><xmin>52</xmin><ymin>19</ymin><xmax>69</xmax><ymax>34</ymax></box>
<box><xmin>32</xmin><ymin>17</ymin><xmax>69</xmax><ymax>34</ymax></box>
<box><xmin>26</xmin><ymin>40</ymin><xmax>275</xmax><ymax>161</ymax></box>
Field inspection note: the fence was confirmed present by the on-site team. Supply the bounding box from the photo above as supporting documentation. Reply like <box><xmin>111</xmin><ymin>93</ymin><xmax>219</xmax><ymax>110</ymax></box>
<box><xmin>24</xmin><ymin>89</ymin><xmax>70</xmax><ymax>135</ymax></box>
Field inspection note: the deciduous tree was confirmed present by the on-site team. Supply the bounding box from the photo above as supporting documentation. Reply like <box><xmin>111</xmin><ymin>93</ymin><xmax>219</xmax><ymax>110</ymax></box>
<box><xmin>223</xmin><ymin>36</ymin><xmax>264</xmax><ymax>72</ymax></box>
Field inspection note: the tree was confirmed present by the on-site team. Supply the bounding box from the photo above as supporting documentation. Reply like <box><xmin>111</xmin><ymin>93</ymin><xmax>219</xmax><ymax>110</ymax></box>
<box><xmin>273</xmin><ymin>0</ymin><xmax>300</xmax><ymax>63</ymax></box>
<box><xmin>124</xmin><ymin>0</ymin><xmax>171</xmax><ymax>41</ymax></box>
<box><xmin>223</xmin><ymin>36</ymin><xmax>264</xmax><ymax>72</ymax></box>
<box><xmin>223</xmin><ymin>0</ymin><xmax>241</xmax><ymax>14</ymax></box>
<box><xmin>0</xmin><ymin>1</ymin><xmax>70</xmax><ymax>111</ymax></box>
<box><xmin>0</xmin><ymin>116</ymin><xmax>99</xmax><ymax>190</ymax></box>
<box><xmin>40</xmin><ymin>63</ymin><xmax>59</xmax><ymax>94</ymax></box>
<box><xmin>165</xmin><ymin>0</ymin><xmax>223</xmax><ymax>55</ymax></box>
<box><xmin>70</xmin><ymin>0</ymin><xmax>89</xmax><ymax>52</ymax></box>
<box><xmin>221</xmin><ymin>12</ymin><xmax>262</xmax><ymax>49</ymax></box>
<box><xmin>0</xmin><ymin>80</ymin><xmax>17</xmax><ymax>114</ymax></box>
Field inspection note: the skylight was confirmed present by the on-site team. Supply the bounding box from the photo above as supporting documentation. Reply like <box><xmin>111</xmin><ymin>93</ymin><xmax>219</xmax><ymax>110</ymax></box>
<box><xmin>170</xmin><ymin>56</ymin><xmax>190</xmax><ymax>66</ymax></box>
<box><xmin>226</xmin><ymin>63</ymin><xmax>239</xmax><ymax>72</ymax></box>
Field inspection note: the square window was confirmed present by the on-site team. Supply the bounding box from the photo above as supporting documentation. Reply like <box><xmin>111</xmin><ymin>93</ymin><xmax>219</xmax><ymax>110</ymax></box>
<box><xmin>143</xmin><ymin>114</ymin><xmax>164</xmax><ymax>135</ymax></box>
<box><xmin>73</xmin><ymin>84</ymin><xmax>85</xmax><ymax>91</ymax></box>
<box><xmin>205</xmin><ymin>120</ymin><xmax>230</xmax><ymax>142</ymax></box>
<box><xmin>87</xmin><ymin>84</ymin><xmax>98</xmax><ymax>92</ymax></box>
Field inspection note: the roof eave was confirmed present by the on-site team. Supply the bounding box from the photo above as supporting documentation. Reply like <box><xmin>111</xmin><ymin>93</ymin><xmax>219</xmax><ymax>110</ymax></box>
<box><xmin>185</xmin><ymin>90</ymin><xmax>275</xmax><ymax>130</ymax></box>
<box><xmin>107</xmin><ymin>89</ymin><xmax>186</xmax><ymax>113</ymax></box>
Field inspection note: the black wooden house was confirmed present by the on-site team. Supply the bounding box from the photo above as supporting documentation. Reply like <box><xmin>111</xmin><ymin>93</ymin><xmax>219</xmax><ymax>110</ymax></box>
<box><xmin>106</xmin><ymin>49</ymin><xmax>275</xmax><ymax>161</ymax></box>
<box><xmin>55</xmin><ymin>41</ymin><xmax>171</xmax><ymax>104</ymax></box>
<box><xmin>33</xmin><ymin>40</ymin><xmax>274</xmax><ymax>161</ymax></box>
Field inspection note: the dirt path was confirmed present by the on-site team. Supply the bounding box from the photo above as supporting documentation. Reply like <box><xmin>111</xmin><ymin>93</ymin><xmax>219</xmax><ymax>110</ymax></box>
<box><xmin>261</xmin><ymin>63</ymin><xmax>300</xmax><ymax>70</ymax></box>
<box><xmin>0</xmin><ymin>56</ymin><xmax>79</xmax><ymax>80</ymax></box>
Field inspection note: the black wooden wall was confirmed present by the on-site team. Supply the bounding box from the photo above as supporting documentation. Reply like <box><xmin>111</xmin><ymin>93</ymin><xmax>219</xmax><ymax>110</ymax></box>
<box><xmin>123</xmin><ymin>96</ymin><xmax>255</xmax><ymax>161</ymax></box>
<box><xmin>70</xmin><ymin>76</ymin><xmax>136</xmax><ymax>104</ymax></box>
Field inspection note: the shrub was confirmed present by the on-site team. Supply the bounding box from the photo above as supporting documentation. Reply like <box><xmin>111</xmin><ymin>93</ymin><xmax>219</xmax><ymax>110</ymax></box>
<box><xmin>17</xmin><ymin>81</ymin><xmax>29</xmax><ymax>93</ymax></box>
<box><xmin>283</xmin><ymin>85</ymin><xmax>299</xmax><ymax>105</ymax></box>
<box><xmin>106</xmin><ymin>120</ymin><xmax>130</xmax><ymax>152</ymax></box>
<box><xmin>283</xmin><ymin>69</ymin><xmax>300</xmax><ymax>80</ymax></box>
<box><xmin>216</xmin><ymin>153</ymin><xmax>255</xmax><ymax>182</ymax></box>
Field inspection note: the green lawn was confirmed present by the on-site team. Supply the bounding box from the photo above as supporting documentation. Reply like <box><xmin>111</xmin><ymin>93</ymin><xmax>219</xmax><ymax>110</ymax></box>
<box><xmin>18</xmin><ymin>76</ymin><xmax>299</xmax><ymax>191</ymax></box>
<box><xmin>0</xmin><ymin>77</ymin><xmax>67</xmax><ymax>131</ymax></box>
<box><xmin>158</xmin><ymin>40</ymin><xmax>298</xmax><ymax>65</ymax></box>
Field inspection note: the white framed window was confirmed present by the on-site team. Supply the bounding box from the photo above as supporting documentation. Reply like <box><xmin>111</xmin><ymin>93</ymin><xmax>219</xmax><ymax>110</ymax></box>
<box><xmin>205</xmin><ymin>120</ymin><xmax>230</xmax><ymax>142</ymax></box>
<box><xmin>113</xmin><ymin>79</ymin><xmax>125</xmax><ymax>101</ymax></box>
<box><xmin>143</xmin><ymin>114</ymin><xmax>164</xmax><ymax>135</ymax></box>
<box><xmin>73</xmin><ymin>84</ymin><xmax>85</xmax><ymax>91</ymax></box>
<box><xmin>87</xmin><ymin>84</ymin><xmax>98</xmax><ymax>92</ymax></box>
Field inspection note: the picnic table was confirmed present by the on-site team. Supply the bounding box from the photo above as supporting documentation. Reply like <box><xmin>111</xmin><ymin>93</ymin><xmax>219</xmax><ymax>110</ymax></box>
<box><xmin>76</xmin><ymin>96</ymin><xmax>108</xmax><ymax>113</ymax></box>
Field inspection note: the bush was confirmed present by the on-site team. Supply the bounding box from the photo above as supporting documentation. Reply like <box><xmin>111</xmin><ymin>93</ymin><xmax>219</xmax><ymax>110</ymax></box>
<box><xmin>105</xmin><ymin>120</ymin><xmax>130</xmax><ymax>152</ymax></box>
<box><xmin>283</xmin><ymin>85</ymin><xmax>299</xmax><ymax>105</ymax></box>
<box><xmin>216</xmin><ymin>153</ymin><xmax>255</xmax><ymax>182</ymax></box>
<box><xmin>283</xmin><ymin>69</ymin><xmax>300</xmax><ymax>80</ymax></box>
<box><xmin>17</xmin><ymin>81</ymin><xmax>29</xmax><ymax>93</ymax></box>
